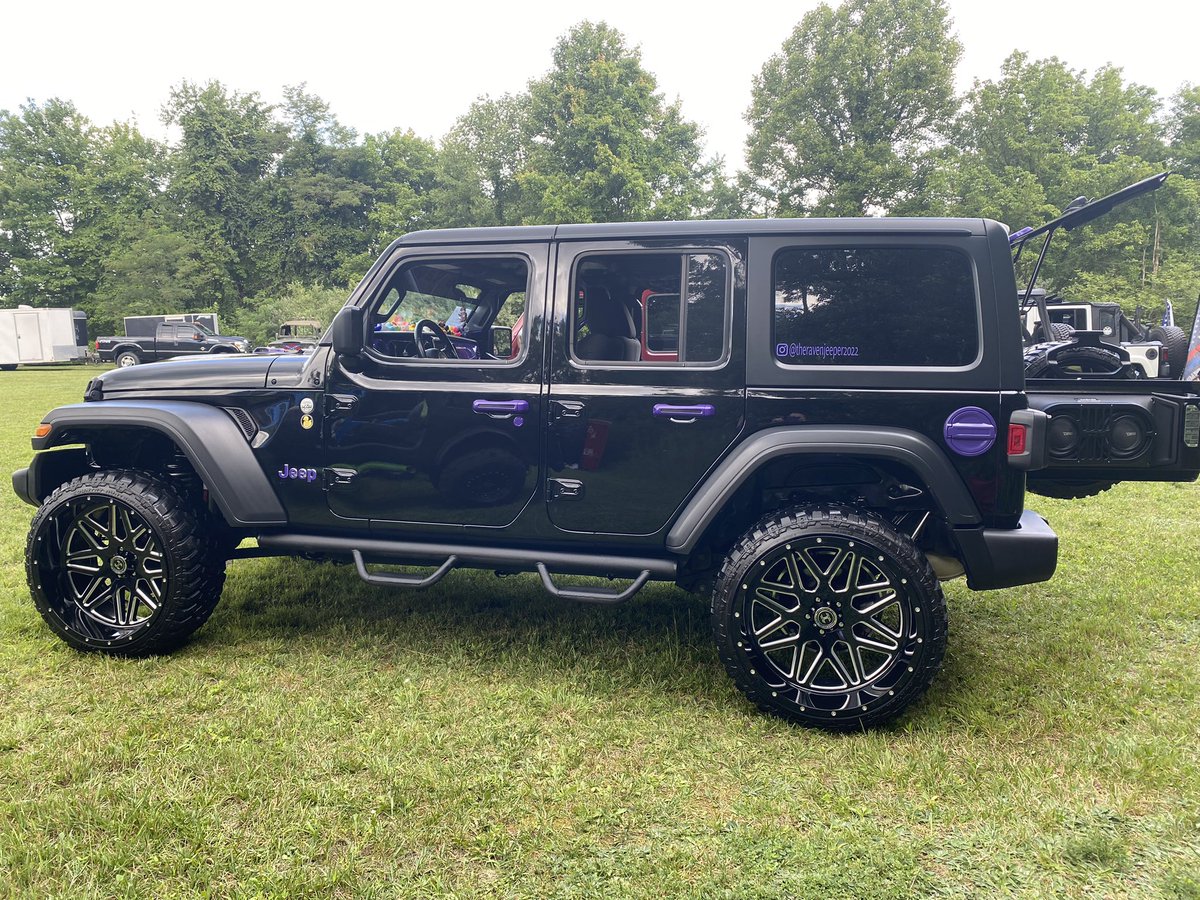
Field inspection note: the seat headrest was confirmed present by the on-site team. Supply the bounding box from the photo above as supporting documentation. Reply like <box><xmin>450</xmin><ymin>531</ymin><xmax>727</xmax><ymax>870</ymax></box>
<box><xmin>582</xmin><ymin>285</ymin><xmax>635</xmax><ymax>339</ymax></box>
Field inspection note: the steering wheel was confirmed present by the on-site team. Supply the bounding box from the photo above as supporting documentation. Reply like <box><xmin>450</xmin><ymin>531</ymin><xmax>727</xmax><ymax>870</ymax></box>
<box><xmin>413</xmin><ymin>319</ymin><xmax>458</xmax><ymax>359</ymax></box>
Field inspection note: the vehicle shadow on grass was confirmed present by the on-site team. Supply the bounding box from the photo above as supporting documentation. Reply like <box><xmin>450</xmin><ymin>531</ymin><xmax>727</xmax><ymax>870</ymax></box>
<box><xmin>196</xmin><ymin>557</ymin><xmax>1010</xmax><ymax>728</ymax></box>
<box><xmin>205</xmin><ymin>556</ymin><xmax>734</xmax><ymax>705</ymax></box>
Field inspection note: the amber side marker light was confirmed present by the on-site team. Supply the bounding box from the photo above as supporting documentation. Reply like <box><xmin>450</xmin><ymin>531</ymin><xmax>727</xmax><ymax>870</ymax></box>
<box><xmin>34</xmin><ymin>423</ymin><xmax>52</xmax><ymax>439</ymax></box>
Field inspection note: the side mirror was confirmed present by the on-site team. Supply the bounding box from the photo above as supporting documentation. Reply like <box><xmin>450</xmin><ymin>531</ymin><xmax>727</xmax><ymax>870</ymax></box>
<box><xmin>332</xmin><ymin>306</ymin><xmax>364</xmax><ymax>358</ymax></box>
<box><xmin>490</xmin><ymin>325</ymin><xmax>513</xmax><ymax>358</ymax></box>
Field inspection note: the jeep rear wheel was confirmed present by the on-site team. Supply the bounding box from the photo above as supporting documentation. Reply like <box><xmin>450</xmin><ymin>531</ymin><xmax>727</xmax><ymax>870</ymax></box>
<box><xmin>26</xmin><ymin>470</ymin><xmax>225</xmax><ymax>655</ymax></box>
<box><xmin>712</xmin><ymin>504</ymin><xmax>947</xmax><ymax>731</ymax></box>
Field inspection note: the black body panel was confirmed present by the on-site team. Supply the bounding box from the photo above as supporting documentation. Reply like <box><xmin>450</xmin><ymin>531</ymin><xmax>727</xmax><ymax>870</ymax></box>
<box><xmin>666</xmin><ymin>424</ymin><xmax>984</xmax><ymax>554</ymax></box>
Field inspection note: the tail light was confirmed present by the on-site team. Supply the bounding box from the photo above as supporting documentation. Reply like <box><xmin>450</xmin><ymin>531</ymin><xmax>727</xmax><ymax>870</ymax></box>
<box><xmin>1007</xmin><ymin>422</ymin><xmax>1028</xmax><ymax>456</ymax></box>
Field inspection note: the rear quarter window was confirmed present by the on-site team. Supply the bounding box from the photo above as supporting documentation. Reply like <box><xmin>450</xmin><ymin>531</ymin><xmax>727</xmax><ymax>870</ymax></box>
<box><xmin>773</xmin><ymin>247</ymin><xmax>979</xmax><ymax>367</ymax></box>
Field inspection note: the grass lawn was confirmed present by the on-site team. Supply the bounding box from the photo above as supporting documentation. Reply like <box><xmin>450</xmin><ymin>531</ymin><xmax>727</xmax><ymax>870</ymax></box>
<box><xmin>1</xmin><ymin>366</ymin><xmax>1198</xmax><ymax>898</ymax></box>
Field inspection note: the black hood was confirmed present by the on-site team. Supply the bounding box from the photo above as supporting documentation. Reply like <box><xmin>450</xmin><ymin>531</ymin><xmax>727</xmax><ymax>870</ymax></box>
<box><xmin>97</xmin><ymin>353</ymin><xmax>310</xmax><ymax>393</ymax></box>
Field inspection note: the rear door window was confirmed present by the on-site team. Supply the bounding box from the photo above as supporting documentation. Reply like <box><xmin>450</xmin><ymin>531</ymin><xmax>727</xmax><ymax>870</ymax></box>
<box><xmin>772</xmin><ymin>247</ymin><xmax>979</xmax><ymax>367</ymax></box>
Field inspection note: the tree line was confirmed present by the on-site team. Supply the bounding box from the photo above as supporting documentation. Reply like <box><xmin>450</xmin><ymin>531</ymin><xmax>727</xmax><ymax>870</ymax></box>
<box><xmin>2</xmin><ymin>2</ymin><xmax>1199</xmax><ymax>342</ymax></box>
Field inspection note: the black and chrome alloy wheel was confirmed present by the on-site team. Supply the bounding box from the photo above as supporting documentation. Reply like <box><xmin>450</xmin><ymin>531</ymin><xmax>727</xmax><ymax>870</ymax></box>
<box><xmin>26</xmin><ymin>470</ymin><xmax>225</xmax><ymax>655</ymax></box>
<box><xmin>52</xmin><ymin>496</ymin><xmax>167</xmax><ymax>636</ymax></box>
<box><xmin>713</xmin><ymin>505</ymin><xmax>947</xmax><ymax>730</ymax></box>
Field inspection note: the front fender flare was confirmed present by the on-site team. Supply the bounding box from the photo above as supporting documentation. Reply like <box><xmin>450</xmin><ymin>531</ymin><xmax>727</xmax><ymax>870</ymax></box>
<box><xmin>33</xmin><ymin>401</ymin><xmax>287</xmax><ymax>527</ymax></box>
<box><xmin>665</xmin><ymin>426</ymin><xmax>982</xmax><ymax>555</ymax></box>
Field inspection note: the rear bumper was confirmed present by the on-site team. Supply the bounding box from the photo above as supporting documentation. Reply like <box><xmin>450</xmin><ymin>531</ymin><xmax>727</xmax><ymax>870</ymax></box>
<box><xmin>955</xmin><ymin>509</ymin><xmax>1058</xmax><ymax>590</ymax></box>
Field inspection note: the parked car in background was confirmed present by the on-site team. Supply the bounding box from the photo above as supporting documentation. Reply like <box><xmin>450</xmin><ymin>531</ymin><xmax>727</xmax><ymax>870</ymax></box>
<box><xmin>96</xmin><ymin>321</ymin><xmax>250</xmax><ymax>367</ymax></box>
<box><xmin>255</xmin><ymin>319</ymin><xmax>323</xmax><ymax>354</ymax></box>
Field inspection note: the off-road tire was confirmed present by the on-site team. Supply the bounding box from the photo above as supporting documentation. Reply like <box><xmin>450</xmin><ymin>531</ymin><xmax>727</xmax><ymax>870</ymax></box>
<box><xmin>712</xmin><ymin>504</ymin><xmax>947</xmax><ymax>731</ymax></box>
<box><xmin>26</xmin><ymin>469</ymin><xmax>225</xmax><ymax>655</ymax></box>
<box><xmin>115</xmin><ymin>349</ymin><xmax>141</xmax><ymax>367</ymax></box>
<box><xmin>1049</xmin><ymin>322</ymin><xmax>1075</xmax><ymax>341</ymax></box>
<box><xmin>1148</xmin><ymin>325</ymin><xmax>1189</xmax><ymax>377</ymax></box>
<box><xmin>1026</xmin><ymin>478</ymin><xmax>1116</xmax><ymax>500</ymax></box>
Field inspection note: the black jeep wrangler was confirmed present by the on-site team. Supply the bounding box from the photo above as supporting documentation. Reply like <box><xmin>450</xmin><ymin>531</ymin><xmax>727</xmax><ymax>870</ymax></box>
<box><xmin>18</xmin><ymin>214</ymin><xmax>1164</xmax><ymax>731</ymax></box>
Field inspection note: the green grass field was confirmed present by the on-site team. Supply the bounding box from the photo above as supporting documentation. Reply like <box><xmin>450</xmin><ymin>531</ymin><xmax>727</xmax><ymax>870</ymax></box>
<box><xmin>1</xmin><ymin>367</ymin><xmax>1197</xmax><ymax>898</ymax></box>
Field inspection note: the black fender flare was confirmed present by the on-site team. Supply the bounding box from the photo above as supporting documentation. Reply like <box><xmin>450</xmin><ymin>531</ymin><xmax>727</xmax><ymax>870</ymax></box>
<box><xmin>665</xmin><ymin>426</ymin><xmax>982</xmax><ymax>555</ymax></box>
<box><xmin>31</xmin><ymin>400</ymin><xmax>287</xmax><ymax>527</ymax></box>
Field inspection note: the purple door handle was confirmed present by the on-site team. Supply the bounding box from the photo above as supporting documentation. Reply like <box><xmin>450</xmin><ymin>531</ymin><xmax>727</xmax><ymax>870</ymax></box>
<box><xmin>472</xmin><ymin>398</ymin><xmax>529</xmax><ymax>416</ymax></box>
<box><xmin>652</xmin><ymin>403</ymin><xmax>715</xmax><ymax>422</ymax></box>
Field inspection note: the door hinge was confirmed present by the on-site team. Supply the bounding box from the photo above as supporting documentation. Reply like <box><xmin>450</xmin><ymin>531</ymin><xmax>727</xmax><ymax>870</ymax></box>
<box><xmin>324</xmin><ymin>467</ymin><xmax>357</xmax><ymax>489</ymax></box>
<box><xmin>326</xmin><ymin>394</ymin><xmax>358</xmax><ymax>416</ymax></box>
<box><xmin>547</xmin><ymin>478</ymin><xmax>585</xmax><ymax>501</ymax></box>
<box><xmin>551</xmin><ymin>400</ymin><xmax>585</xmax><ymax>421</ymax></box>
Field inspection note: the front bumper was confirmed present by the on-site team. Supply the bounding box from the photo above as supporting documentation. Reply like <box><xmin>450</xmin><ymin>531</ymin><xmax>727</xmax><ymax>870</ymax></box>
<box><xmin>954</xmin><ymin>509</ymin><xmax>1058</xmax><ymax>590</ymax></box>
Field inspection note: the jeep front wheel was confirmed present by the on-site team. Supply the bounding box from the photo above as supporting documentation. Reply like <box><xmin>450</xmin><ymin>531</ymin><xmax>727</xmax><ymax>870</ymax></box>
<box><xmin>712</xmin><ymin>504</ymin><xmax>947</xmax><ymax>731</ymax></box>
<box><xmin>26</xmin><ymin>470</ymin><xmax>225</xmax><ymax>655</ymax></box>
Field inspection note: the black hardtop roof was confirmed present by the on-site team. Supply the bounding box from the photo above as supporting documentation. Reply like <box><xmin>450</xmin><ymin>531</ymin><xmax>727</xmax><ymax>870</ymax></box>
<box><xmin>394</xmin><ymin>216</ymin><xmax>992</xmax><ymax>247</ymax></box>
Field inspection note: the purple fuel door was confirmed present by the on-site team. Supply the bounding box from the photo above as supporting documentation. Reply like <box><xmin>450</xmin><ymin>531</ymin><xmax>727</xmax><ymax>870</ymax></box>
<box><xmin>944</xmin><ymin>407</ymin><xmax>997</xmax><ymax>457</ymax></box>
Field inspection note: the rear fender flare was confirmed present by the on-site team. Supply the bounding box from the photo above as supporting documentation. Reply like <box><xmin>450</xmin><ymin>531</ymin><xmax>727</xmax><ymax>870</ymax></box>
<box><xmin>665</xmin><ymin>426</ymin><xmax>982</xmax><ymax>555</ymax></box>
<box><xmin>33</xmin><ymin>400</ymin><xmax>286</xmax><ymax>527</ymax></box>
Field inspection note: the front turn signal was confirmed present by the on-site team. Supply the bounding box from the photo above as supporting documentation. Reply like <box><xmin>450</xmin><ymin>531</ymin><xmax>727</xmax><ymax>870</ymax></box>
<box><xmin>34</xmin><ymin>423</ymin><xmax>52</xmax><ymax>439</ymax></box>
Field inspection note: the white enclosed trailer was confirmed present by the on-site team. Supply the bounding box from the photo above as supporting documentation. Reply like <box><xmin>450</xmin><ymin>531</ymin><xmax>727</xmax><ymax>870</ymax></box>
<box><xmin>0</xmin><ymin>306</ymin><xmax>89</xmax><ymax>370</ymax></box>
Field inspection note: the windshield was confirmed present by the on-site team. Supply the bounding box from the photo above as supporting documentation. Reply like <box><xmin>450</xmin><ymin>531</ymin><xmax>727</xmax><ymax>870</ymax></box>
<box><xmin>378</xmin><ymin>290</ymin><xmax>478</xmax><ymax>335</ymax></box>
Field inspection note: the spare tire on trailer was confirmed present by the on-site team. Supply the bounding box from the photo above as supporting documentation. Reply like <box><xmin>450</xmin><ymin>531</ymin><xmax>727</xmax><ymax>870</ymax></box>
<box><xmin>1148</xmin><ymin>325</ymin><xmax>1189</xmax><ymax>377</ymax></box>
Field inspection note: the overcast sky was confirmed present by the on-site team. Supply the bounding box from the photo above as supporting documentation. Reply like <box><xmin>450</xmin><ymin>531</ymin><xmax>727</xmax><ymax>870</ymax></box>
<box><xmin>2</xmin><ymin>0</ymin><xmax>1197</xmax><ymax>170</ymax></box>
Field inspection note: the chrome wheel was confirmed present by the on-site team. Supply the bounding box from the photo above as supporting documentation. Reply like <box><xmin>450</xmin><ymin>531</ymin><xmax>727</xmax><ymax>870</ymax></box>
<box><xmin>27</xmin><ymin>470</ymin><xmax>226</xmax><ymax>656</ymax></box>
<box><xmin>740</xmin><ymin>535</ymin><xmax>918</xmax><ymax>713</ymax></box>
<box><xmin>713</xmin><ymin>505</ymin><xmax>946</xmax><ymax>730</ymax></box>
<box><xmin>61</xmin><ymin>498</ymin><xmax>166</xmax><ymax>629</ymax></box>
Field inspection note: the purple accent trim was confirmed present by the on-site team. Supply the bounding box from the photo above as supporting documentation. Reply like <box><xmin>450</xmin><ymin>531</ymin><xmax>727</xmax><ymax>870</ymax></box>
<box><xmin>944</xmin><ymin>406</ymin><xmax>997</xmax><ymax>457</ymax></box>
<box><xmin>449</xmin><ymin>336</ymin><xmax>478</xmax><ymax>359</ymax></box>
<box><xmin>653</xmin><ymin>403</ymin><xmax>716</xmax><ymax>420</ymax></box>
<box><xmin>472</xmin><ymin>399</ymin><xmax>529</xmax><ymax>415</ymax></box>
<box><xmin>512</xmin><ymin>416</ymin><xmax>525</xmax><ymax>428</ymax></box>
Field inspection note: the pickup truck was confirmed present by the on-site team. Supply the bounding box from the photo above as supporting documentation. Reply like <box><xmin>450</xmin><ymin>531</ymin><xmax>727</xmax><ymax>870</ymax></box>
<box><xmin>96</xmin><ymin>322</ymin><xmax>251</xmax><ymax>367</ymax></box>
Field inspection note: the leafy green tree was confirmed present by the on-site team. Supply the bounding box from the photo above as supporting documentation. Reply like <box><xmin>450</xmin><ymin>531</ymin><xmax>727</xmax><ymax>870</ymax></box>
<box><xmin>0</xmin><ymin>99</ymin><xmax>100</xmax><ymax>308</ymax></box>
<box><xmin>744</xmin><ymin>0</ymin><xmax>962</xmax><ymax>216</ymax></box>
<box><xmin>89</xmin><ymin>215</ymin><xmax>216</xmax><ymax>334</ymax></box>
<box><xmin>929</xmin><ymin>53</ymin><xmax>1198</xmax><ymax>324</ymax></box>
<box><xmin>330</xmin><ymin>128</ymin><xmax>441</xmax><ymax>283</ymax></box>
<box><xmin>162</xmin><ymin>81</ymin><xmax>288</xmax><ymax>311</ymax></box>
<box><xmin>1169</xmin><ymin>85</ymin><xmax>1200</xmax><ymax>178</ymax></box>
<box><xmin>269</xmin><ymin>85</ymin><xmax>374</xmax><ymax>288</ymax></box>
<box><xmin>438</xmin><ymin>94</ymin><xmax>529</xmax><ymax>227</ymax></box>
<box><xmin>519</xmin><ymin>21</ymin><xmax>716</xmax><ymax>223</ymax></box>
<box><xmin>229</xmin><ymin>282</ymin><xmax>348</xmax><ymax>346</ymax></box>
